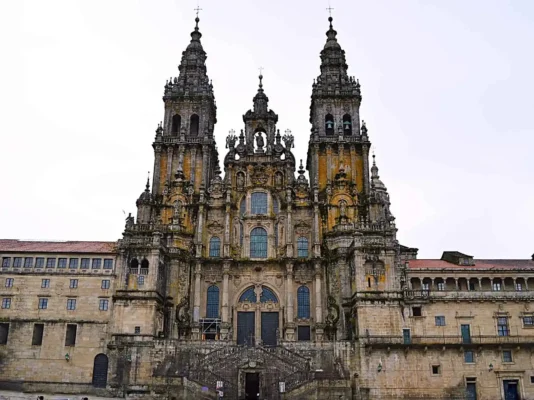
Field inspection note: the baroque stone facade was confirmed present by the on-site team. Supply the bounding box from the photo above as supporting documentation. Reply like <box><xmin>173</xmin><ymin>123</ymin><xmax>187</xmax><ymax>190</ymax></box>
<box><xmin>1</xmin><ymin>14</ymin><xmax>534</xmax><ymax>400</ymax></box>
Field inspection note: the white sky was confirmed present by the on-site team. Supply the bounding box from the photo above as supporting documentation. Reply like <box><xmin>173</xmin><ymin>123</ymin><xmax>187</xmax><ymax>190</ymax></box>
<box><xmin>0</xmin><ymin>0</ymin><xmax>533</xmax><ymax>259</ymax></box>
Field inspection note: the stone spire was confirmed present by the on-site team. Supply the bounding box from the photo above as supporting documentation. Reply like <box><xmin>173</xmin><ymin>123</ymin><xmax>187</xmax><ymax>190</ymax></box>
<box><xmin>312</xmin><ymin>16</ymin><xmax>361</xmax><ymax>99</ymax></box>
<box><xmin>164</xmin><ymin>16</ymin><xmax>215</xmax><ymax>101</ymax></box>
<box><xmin>371</xmin><ymin>154</ymin><xmax>386</xmax><ymax>191</ymax></box>
<box><xmin>253</xmin><ymin>73</ymin><xmax>269</xmax><ymax>115</ymax></box>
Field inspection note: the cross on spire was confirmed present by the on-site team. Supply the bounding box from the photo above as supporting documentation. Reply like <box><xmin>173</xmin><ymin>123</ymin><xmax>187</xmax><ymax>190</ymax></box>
<box><xmin>259</xmin><ymin>66</ymin><xmax>264</xmax><ymax>76</ymax></box>
<box><xmin>194</xmin><ymin>4</ymin><xmax>202</xmax><ymax>17</ymax></box>
<box><xmin>326</xmin><ymin>1</ymin><xmax>334</xmax><ymax>17</ymax></box>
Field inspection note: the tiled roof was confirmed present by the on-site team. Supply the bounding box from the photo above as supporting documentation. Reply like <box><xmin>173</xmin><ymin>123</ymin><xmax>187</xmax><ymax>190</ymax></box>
<box><xmin>0</xmin><ymin>239</ymin><xmax>117</xmax><ymax>254</ymax></box>
<box><xmin>408</xmin><ymin>259</ymin><xmax>534</xmax><ymax>270</ymax></box>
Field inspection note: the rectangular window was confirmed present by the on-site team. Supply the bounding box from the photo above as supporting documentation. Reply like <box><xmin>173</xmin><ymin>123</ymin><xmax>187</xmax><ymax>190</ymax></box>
<box><xmin>46</xmin><ymin>258</ymin><xmax>56</xmax><ymax>268</ymax></box>
<box><xmin>435</xmin><ymin>316</ymin><xmax>446</xmax><ymax>326</ymax></box>
<box><xmin>251</xmin><ymin>192</ymin><xmax>268</xmax><ymax>214</ymax></box>
<box><xmin>468</xmin><ymin>281</ymin><xmax>476</xmax><ymax>291</ymax></box>
<box><xmin>524</xmin><ymin>316</ymin><xmax>534</xmax><ymax>327</ymax></box>
<box><xmin>0</xmin><ymin>323</ymin><xmax>9</xmax><ymax>345</ymax></box>
<box><xmin>297</xmin><ymin>326</ymin><xmax>311</xmax><ymax>341</ymax></box>
<box><xmin>69</xmin><ymin>258</ymin><xmax>78</xmax><ymax>269</ymax></box>
<box><xmin>137</xmin><ymin>275</ymin><xmax>145</xmax><ymax>286</ymax></box>
<box><xmin>99</xmin><ymin>299</ymin><xmax>109</xmax><ymax>311</ymax></box>
<box><xmin>92</xmin><ymin>258</ymin><xmax>102</xmax><ymax>269</ymax></box>
<box><xmin>432</xmin><ymin>365</ymin><xmax>441</xmax><ymax>375</ymax></box>
<box><xmin>493</xmin><ymin>282</ymin><xmax>502</xmax><ymax>291</ymax></box>
<box><xmin>41</xmin><ymin>279</ymin><xmax>50</xmax><ymax>288</ymax></box>
<box><xmin>498</xmin><ymin>317</ymin><xmax>510</xmax><ymax>336</ymax></box>
<box><xmin>134</xmin><ymin>326</ymin><xmax>141</xmax><ymax>334</ymax></box>
<box><xmin>464</xmin><ymin>350</ymin><xmax>475</xmax><ymax>363</ymax></box>
<box><xmin>1</xmin><ymin>298</ymin><xmax>11</xmax><ymax>309</ymax></box>
<box><xmin>1</xmin><ymin>257</ymin><xmax>10</xmax><ymax>268</ymax></box>
<box><xmin>13</xmin><ymin>257</ymin><xmax>22</xmax><ymax>268</ymax></box>
<box><xmin>103</xmin><ymin>259</ymin><xmax>113</xmax><ymax>269</ymax></box>
<box><xmin>437</xmin><ymin>282</ymin><xmax>445</xmax><ymax>291</ymax></box>
<box><xmin>422</xmin><ymin>283</ymin><xmax>430</xmax><ymax>291</ymax></box>
<box><xmin>516</xmin><ymin>283</ymin><xmax>523</xmax><ymax>291</ymax></box>
<box><xmin>57</xmin><ymin>258</ymin><xmax>67</xmax><ymax>268</ymax></box>
<box><xmin>101</xmin><ymin>279</ymin><xmax>110</xmax><ymax>289</ymax></box>
<box><xmin>81</xmin><ymin>258</ymin><xmax>90</xmax><ymax>269</ymax></box>
<box><xmin>297</xmin><ymin>237</ymin><xmax>309</xmax><ymax>258</ymax></box>
<box><xmin>403</xmin><ymin>328</ymin><xmax>411</xmax><ymax>345</ymax></box>
<box><xmin>32</xmin><ymin>323</ymin><xmax>44</xmax><ymax>346</ymax></box>
<box><xmin>503</xmin><ymin>350</ymin><xmax>513</xmax><ymax>363</ymax></box>
<box><xmin>38</xmin><ymin>298</ymin><xmax>48</xmax><ymax>309</ymax></box>
<box><xmin>66</xmin><ymin>299</ymin><xmax>76</xmax><ymax>310</ymax></box>
<box><xmin>35</xmin><ymin>257</ymin><xmax>44</xmax><ymax>268</ymax></box>
<box><xmin>69</xmin><ymin>279</ymin><xmax>78</xmax><ymax>289</ymax></box>
<box><xmin>412</xmin><ymin>307</ymin><xmax>422</xmax><ymax>317</ymax></box>
<box><xmin>24</xmin><ymin>257</ymin><xmax>33</xmax><ymax>268</ymax></box>
<box><xmin>65</xmin><ymin>324</ymin><xmax>77</xmax><ymax>346</ymax></box>
<box><xmin>5</xmin><ymin>278</ymin><xmax>13</xmax><ymax>288</ymax></box>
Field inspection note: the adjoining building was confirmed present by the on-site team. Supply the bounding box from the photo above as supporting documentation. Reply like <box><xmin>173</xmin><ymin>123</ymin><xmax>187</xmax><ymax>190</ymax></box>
<box><xmin>0</xmin><ymin>14</ymin><xmax>532</xmax><ymax>400</ymax></box>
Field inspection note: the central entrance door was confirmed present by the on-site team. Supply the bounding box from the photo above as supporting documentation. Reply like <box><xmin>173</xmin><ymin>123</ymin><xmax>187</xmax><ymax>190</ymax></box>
<box><xmin>261</xmin><ymin>312</ymin><xmax>279</xmax><ymax>346</ymax></box>
<box><xmin>245</xmin><ymin>373</ymin><xmax>260</xmax><ymax>400</ymax></box>
<box><xmin>503</xmin><ymin>380</ymin><xmax>520</xmax><ymax>400</ymax></box>
<box><xmin>237</xmin><ymin>312</ymin><xmax>255</xmax><ymax>346</ymax></box>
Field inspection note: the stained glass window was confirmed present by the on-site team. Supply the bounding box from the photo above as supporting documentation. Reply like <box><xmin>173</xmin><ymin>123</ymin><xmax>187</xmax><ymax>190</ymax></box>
<box><xmin>209</xmin><ymin>237</ymin><xmax>221</xmax><ymax>257</ymax></box>
<box><xmin>297</xmin><ymin>286</ymin><xmax>310</xmax><ymax>318</ymax></box>
<box><xmin>260</xmin><ymin>286</ymin><xmax>278</xmax><ymax>303</ymax></box>
<box><xmin>250</xmin><ymin>227</ymin><xmax>267</xmax><ymax>258</ymax></box>
<box><xmin>206</xmin><ymin>285</ymin><xmax>220</xmax><ymax>318</ymax></box>
<box><xmin>251</xmin><ymin>192</ymin><xmax>267</xmax><ymax>214</ymax></box>
<box><xmin>239</xmin><ymin>287</ymin><xmax>257</xmax><ymax>303</ymax></box>
<box><xmin>297</xmin><ymin>237</ymin><xmax>309</xmax><ymax>258</ymax></box>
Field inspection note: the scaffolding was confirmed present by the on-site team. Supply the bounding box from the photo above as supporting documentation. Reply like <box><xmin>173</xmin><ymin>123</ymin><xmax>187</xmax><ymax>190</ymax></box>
<box><xmin>200</xmin><ymin>318</ymin><xmax>222</xmax><ymax>340</ymax></box>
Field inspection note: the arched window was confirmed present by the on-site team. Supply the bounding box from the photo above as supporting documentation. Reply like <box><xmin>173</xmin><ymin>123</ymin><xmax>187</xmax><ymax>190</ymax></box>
<box><xmin>297</xmin><ymin>286</ymin><xmax>310</xmax><ymax>319</ymax></box>
<box><xmin>260</xmin><ymin>286</ymin><xmax>278</xmax><ymax>303</ymax></box>
<box><xmin>190</xmin><ymin>114</ymin><xmax>199</xmax><ymax>136</ymax></box>
<box><xmin>250</xmin><ymin>227</ymin><xmax>267</xmax><ymax>258</ymax></box>
<box><xmin>325</xmin><ymin>114</ymin><xmax>334</xmax><ymax>135</ymax></box>
<box><xmin>343</xmin><ymin>114</ymin><xmax>352</xmax><ymax>135</ymax></box>
<box><xmin>209</xmin><ymin>237</ymin><xmax>221</xmax><ymax>257</ymax></box>
<box><xmin>239</xmin><ymin>286</ymin><xmax>257</xmax><ymax>303</ymax></box>
<box><xmin>297</xmin><ymin>237</ymin><xmax>309</xmax><ymax>258</ymax></box>
<box><xmin>92</xmin><ymin>353</ymin><xmax>109</xmax><ymax>388</ymax></box>
<box><xmin>206</xmin><ymin>285</ymin><xmax>219</xmax><ymax>318</ymax></box>
<box><xmin>141</xmin><ymin>258</ymin><xmax>149</xmax><ymax>270</ymax></box>
<box><xmin>240</xmin><ymin>197</ymin><xmax>246</xmax><ymax>217</ymax></box>
<box><xmin>251</xmin><ymin>192</ymin><xmax>267</xmax><ymax>214</ymax></box>
<box><xmin>273</xmin><ymin>197</ymin><xmax>279</xmax><ymax>214</ymax></box>
<box><xmin>130</xmin><ymin>258</ymin><xmax>139</xmax><ymax>273</ymax></box>
<box><xmin>171</xmin><ymin>114</ymin><xmax>181</xmax><ymax>135</ymax></box>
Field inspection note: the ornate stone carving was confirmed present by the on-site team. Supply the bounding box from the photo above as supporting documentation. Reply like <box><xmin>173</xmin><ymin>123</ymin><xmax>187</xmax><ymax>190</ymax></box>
<box><xmin>251</xmin><ymin>165</ymin><xmax>268</xmax><ymax>186</ymax></box>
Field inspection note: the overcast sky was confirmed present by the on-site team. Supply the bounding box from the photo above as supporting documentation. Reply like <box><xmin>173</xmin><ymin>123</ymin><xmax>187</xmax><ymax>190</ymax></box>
<box><xmin>1</xmin><ymin>0</ymin><xmax>533</xmax><ymax>259</ymax></box>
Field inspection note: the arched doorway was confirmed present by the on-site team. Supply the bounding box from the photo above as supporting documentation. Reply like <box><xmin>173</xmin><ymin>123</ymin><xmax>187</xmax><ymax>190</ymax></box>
<box><xmin>236</xmin><ymin>285</ymin><xmax>279</xmax><ymax>346</ymax></box>
<box><xmin>92</xmin><ymin>353</ymin><xmax>109</xmax><ymax>388</ymax></box>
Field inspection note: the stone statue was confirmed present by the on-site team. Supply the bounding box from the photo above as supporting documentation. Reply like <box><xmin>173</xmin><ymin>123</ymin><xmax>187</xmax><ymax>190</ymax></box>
<box><xmin>339</xmin><ymin>200</ymin><xmax>347</xmax><ymax>218</ymax></box>
<box><xmin>256</xmin><ymin>133</ymin><xmax>265</xmax><ymax>151</ymax></box>
<box><xmin>125</xmin><ymin>213</ymin><xmax>134</xmax><ymax>229</ymax></box>
<box><xmin>236</xmin><ymin>172</ymin><xmax>245</xmax><ymax>190</ymax></box>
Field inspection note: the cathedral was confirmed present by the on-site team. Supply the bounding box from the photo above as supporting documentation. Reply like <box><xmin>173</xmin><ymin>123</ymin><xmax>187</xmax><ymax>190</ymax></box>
<box><xmin>1</xmin><ymin>12</ymin><xmax>534</xmax><ymax>400</ymax></box>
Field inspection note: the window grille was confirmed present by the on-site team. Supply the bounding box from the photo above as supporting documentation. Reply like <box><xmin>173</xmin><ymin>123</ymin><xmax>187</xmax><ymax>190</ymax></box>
<box><xmin>297</xmin><ymin>237</ymin><xmax>309</xmax><ymax>258</ymax></box>
<box><xmin>209</xmin><ymin>237</ymin><xmax>221</xmax><ymax>257</ymax></box>
<box><xmin>250</xmin><ymin>227</ymin><xmax>267</xmax><ymax>258</ymax></box>
<box><xmin>251</xmin><ymin>192</ymin><xmax>267</xmax><ymax>214</ymax></box>
<box><xmin>297</xmin><ymin>286</ymin><xmax>310</xmax><ymax>319</ymax></box>
<box><xmin>206</xmin><ymin>286</ymin><xmax>220</xmax><ymax>318</ymax></box>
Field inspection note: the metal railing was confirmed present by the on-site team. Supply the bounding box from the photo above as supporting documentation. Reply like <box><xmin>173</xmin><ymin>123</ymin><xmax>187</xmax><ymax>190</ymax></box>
<box><xmin>362</xmin><ymin>334</ymin><xmax>534</xmax><ymax>346</ymax></box>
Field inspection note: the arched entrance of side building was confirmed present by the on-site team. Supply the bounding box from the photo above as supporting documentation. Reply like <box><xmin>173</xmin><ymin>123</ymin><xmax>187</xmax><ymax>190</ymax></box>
<box><xmin>235</xmin><ymin>285</ymin><xmax>280</xmax><ymax>347</ymax></box>
<box><xmin>92</xmin><ymin>353</ymin><xmax>109</xmax><ymax>388</ymax></box>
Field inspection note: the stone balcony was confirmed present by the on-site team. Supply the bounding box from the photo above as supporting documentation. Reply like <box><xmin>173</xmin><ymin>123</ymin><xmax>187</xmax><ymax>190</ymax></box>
<box><xmin>361</xmin><ymin>334</ymin><xmax>534</xmax><ymax>348</ymax></box>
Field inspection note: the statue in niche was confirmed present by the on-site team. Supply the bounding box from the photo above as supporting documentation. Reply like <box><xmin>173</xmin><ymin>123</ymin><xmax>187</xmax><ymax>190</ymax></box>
<box><xmin>236</xmin><ymin>172</ymin><xmax>245</xmax><ymax>191</ymax></box>
<box><xmin>338</xmin><ymin>200</ymin><xmax>349</xmax><ymax>224</ymax></box>
<box><xmin>275</xmin><ymin>172</ymin><xmax>283</xmax><ymax>189</ymax></box>
<box><xmin>256</xmin><ymin>132</ymin><xmax>265</xmax><ymax>152</ymax></box>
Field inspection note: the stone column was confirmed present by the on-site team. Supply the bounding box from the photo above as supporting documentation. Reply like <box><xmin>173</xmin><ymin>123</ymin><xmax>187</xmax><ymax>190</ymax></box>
<box><xmin>190</xmin><ymin>147</ymin><xmax>197</xmax><ymax>187</ymax></box>
<box><xmin>166</xmin><ymin>146</ymin><xmax>174</xmax><ymax>184</ymax></box>
<box><xmin>285</xmin><ymin>262</ymin><xmax>296</xmax><ymax>341</ymax></box>
<box><xmin>193</xmin><ymin>262</ymin><xmax>202</xmax><ymax>322</ymax></box>
<box><xmin>362</xmin><ymin>144</ymin><xmax>369</xmax><ymax>194</ymax></box>
<box><xmin>223</xmin><ymin>192</ymin><xmax>231</xmax><ymax>257</ymax></box>
<box><xmin>350</xmin><ymin>145</ymin><xmax>357</xmax><ymax>184</ymax></box>
<box><xmin>315</xmin><ymin>261</ymin><xmax>323</xmax><ymax>323</ymax></box>
<box><xmin>222</xmin><ymin>263</ymin><xmax>230</xmax><ymax>323</ymax></box>
<box><xmin>286</xmin><ymin>188</ymin><xmax>293</xmax><ymax>257</ymax></box>
<box><xmin>152</xmin><ymin>145</ymin><xmax>162</xmax><ymax>194</ymax></box>
<box><xmin>201</xmin><ymin>145</ymin><xmax>209</xmax><ymax>186</ymax></box>
<box><xmin>326</xmin><ymin>144</ymin><xmax>332</xmax><ymax>182</ymax></box>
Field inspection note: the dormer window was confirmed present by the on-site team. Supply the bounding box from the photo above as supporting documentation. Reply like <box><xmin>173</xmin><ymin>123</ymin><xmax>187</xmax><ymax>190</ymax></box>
<box><xmin>325</xmin><ymin>114</ymin><xmax>334</xmax><ymax>135</ymax></box>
